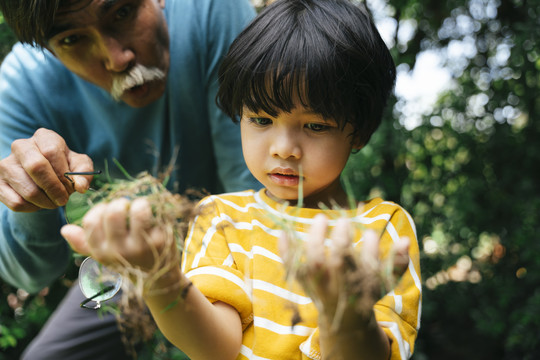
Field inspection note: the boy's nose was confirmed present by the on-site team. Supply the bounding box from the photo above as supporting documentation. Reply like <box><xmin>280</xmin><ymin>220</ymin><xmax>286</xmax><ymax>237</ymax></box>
<box><xmin>270</xmin><ymin>131</ymin><xmax>302</xmax><ymax>160</ymax></box>
<box><xmin>100</xmin><ymin>34</ymin><xmax>135</xmax><ymax>73</ymax></box>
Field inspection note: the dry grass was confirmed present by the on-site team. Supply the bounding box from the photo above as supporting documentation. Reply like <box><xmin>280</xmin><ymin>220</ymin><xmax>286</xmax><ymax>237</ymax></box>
<box><xmin>73</xmin><ymin>169</ymin><xmax>199</xmax><ymax>358</ymax></box>
<box><xmin>277</xmin><ymin>199</ymin><xmax>405</xmax><ymax>334</ymax></box>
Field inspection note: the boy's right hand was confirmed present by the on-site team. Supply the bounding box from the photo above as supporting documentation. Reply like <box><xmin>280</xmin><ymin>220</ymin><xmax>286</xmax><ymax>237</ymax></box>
<box><xmin>0</xmin><ymin>128</ymin><xmax>94</xmax><ymax>212</ymax></box>
<box><xmin>61</xmin><ymin>197</ymin><xmax>178</xmax><ymax>274</ymax></box>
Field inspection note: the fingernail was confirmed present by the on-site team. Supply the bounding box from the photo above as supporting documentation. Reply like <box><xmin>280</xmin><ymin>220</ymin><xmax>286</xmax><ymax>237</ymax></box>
<box><xmin>60</xmin><ymin>225</ymin><xmax>69</xmax><ymax>239</ymax></box>
<box><xmin>56</xmin><ymin>196</ymin><xmax>68</xmax><ymax>207</ymax></box>
<box><xmin>75</xmin><ymin>178</ymin><xmax>89</xmax><ymax>192</ymax></box>
<box><xmin>398</xmin><ymin>237</ymin><xmax>410</xmax><ymax>248</ymax></box>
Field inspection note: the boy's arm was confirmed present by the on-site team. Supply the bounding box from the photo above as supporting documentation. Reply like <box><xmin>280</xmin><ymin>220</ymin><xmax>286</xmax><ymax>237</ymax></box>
<box><xmin>318</xmin><ymin>310</ymin><xmax>390</xmax><ymax>360</ymax></box>
<box><xmin>280</xmin><ymin>214</ymin><xmax>414</xmax><ymax>360</ymax></box>
<box><xmin>143</xmin><ymin>267</ymin><xmax>243</xmax><ymax>360</ymax></box>
<box><xmin>61</xmin><ymin>197</ymin><xmax>243</xmax><ymax>360</ymax></box>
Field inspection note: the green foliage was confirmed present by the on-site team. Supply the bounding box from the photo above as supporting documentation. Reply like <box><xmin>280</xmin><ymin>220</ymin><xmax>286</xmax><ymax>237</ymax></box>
<box><xmin>0</xmin><ymin>279</ymin><xmax>73</xmax><ymax>359</ymax></box>
<box><xmin>0</xmin><ymin>13</ymin><xmax>16</xmax><ymax>61</ymax></box>
<box><xmin>346</xmin><ymin>0</ymin><xmax>540</xmax><ymax>358</ymax></box>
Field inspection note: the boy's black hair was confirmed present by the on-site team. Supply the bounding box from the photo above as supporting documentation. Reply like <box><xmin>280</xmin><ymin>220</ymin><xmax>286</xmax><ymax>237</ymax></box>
<box><xmin>217</xmin><ymin>0</ymin><xmax>396</xmax><ymax>146</ymax></box>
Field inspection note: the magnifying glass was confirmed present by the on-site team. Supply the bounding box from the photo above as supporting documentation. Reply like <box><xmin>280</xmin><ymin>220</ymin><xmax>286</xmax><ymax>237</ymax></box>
<box><xmin>78</xmin><ymin>257</ymin><xmax>122</xmax><ymax>309</ymax></box>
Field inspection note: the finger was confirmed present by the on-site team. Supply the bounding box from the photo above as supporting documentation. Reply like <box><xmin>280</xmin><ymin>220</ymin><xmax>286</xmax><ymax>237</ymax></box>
<box><xmin>33</xmin><ymin>129</ymin><xmax>77</xmax><ymax>195</ymax></box>
<box><xmin>34</xmin><ymin>128</ymin><xmax>72</xmax><ymax>180</ymax></box>
<box><xmin>130</xmin><ymin>198</ymin><xmax>154</xmax><ymax>233</ymax></box>
<box><xmin>127</xmin><ymin>198</ymin><xmax>175</xmax><ymax>271</ymax></box>
<box><xmin>361</xmin><ymin>229</ymin><xmax>380</xmax><ymax>271</ymax></box>
<box><xmin>279</xmin><ymin>229</ymin><xmax>301</xmax><ymax>275</ymax></box>
<box><xmin>129</xmin><ymin>198</ymin><xmax>160</xmax><ymax>254</ymax></box>
<box><xmin>306</xmin><ymin>214</ymin><xmax>328</xmax><ymax>268</ymax></box>
<box><xmin>66</xmin><ymin>150</ymin><xmax>95</xmax><ymax>193</ymax></box>
<box><xmin>392</xmin><ymin>237</ymin><xmax>410</xmax><ymax>277</ymax></box>
<box><xmin>12</xmin><ymin>133</ymin><xmax>70</xmax><ymax>206</ymax></box>
<box><xmin>0</xmin><ymin>180</ymin><xmax>42</xmax><ymax>212</ymax></box>
<box><xmin>328</xmin><ymin>218</ymin><xmax>353</xmax><ymax>269</ymax></box>
<box><xmin>278</xmin><ymin>231</ymin><xmax>290</xmax><ymax>263</ymax></box>
<box><xmin>0</xmin><ymin>154</ymin><xmax>56</xmax><ymax>210</ymax></box>
<box><xmin>103</xmin><ymin>198</ymin><xmax>130</xmax><ymax>243</ymax></box>
<box><xmin>361</xmin><ymin>230</ymin><xmax>384</xmax><ymax>301</ymax></box>
<box><xmin>82</xmin><ymin>202</ymin><xmax>108</xmax><ymax>253</ymax></box>
<box><xmin>61</xmin><ymin>224</ymin><xmax>90</xmax><ymax>255</ymax></box>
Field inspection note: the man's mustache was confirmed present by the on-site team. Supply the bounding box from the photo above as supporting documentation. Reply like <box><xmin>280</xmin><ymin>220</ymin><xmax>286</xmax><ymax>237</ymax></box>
<box><xmin>110</xmin><ymin>64</ymin><xmax>166</xmax><ymax>101</ymax></box>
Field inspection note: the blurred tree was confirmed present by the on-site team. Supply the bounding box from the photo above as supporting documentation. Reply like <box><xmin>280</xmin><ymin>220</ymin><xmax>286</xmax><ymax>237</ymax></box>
<box><xmin>345</xmin><ymin>0</ymin><xmax>540</xmax><ymax>358</ymax></box>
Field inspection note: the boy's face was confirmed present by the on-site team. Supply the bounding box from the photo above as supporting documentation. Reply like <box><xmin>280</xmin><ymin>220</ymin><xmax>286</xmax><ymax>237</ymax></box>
<box><xmin>241</xmin><ymin>104</ymin><xmax>360</xmax><ymax>208</ymax></box>
<box><xmin>46</xmin><ymin>0</ymin><xmax>170</xmax><ymax>108</ymax></box>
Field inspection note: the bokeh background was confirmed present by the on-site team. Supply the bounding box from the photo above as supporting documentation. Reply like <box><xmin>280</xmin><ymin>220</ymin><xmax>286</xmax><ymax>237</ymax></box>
<box><xmin>1</xmin><ymin>0</ymin><xmax>539</xmax><ymax>358</ymax></box>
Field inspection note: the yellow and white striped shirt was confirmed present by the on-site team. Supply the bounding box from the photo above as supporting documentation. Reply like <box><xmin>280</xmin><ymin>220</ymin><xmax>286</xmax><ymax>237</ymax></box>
<box><xmin>182</xmin><ymin>189</ymin><xmax>421</xmax><ymax>360</ymax></box>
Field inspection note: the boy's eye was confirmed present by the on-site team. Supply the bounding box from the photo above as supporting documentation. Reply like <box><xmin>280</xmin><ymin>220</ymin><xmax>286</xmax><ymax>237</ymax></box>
<box><xmin>306</xmin><ymin>123</ymin><xmax>330</xmax><ymax>132</ymax></box>
<box><xmin>249</xmin><ymin>117</ymin><xmax>272</xmax><ymax>126</ymax></box>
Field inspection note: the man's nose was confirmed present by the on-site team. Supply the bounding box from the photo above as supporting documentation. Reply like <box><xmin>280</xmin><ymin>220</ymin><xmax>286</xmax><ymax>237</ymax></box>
<box><xmin>100</xmin><ymin>34</ymin><xmax>135</xmax><ymax>73</ymax></box>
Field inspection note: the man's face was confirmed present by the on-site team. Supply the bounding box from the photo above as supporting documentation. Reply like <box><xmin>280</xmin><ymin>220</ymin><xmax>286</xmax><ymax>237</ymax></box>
<box><xmin>47</xmin><ymin>0</ymin><xmax>170</xmax><ymax>108</ymax></box>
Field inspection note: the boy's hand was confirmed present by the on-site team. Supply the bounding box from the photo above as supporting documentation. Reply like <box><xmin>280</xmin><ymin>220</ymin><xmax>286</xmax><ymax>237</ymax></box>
<box><xmin>61</xmin><ymin>197</ymin><xmax>175</xmax><ymax>272</ymax></box>
<box><xmin>279</xmin><ymin>214</ymin><xmax>410</xmax><ymax>327</ymax></box>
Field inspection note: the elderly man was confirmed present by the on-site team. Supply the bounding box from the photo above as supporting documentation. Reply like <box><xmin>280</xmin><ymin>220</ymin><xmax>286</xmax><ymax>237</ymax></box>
<box><xmin>0</xmin><ymin>0</ymin><xmax>259</xmax><ymax>358</ymax></box>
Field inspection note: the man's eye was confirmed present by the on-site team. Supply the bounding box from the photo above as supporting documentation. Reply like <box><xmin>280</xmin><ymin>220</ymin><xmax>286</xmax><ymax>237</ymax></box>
<box><xmin>60</xmin><ymin>34</ymin><xmax>81</xmax><ymax>46</ymax></box>
<box><xmin>306</xmin><ymin>123</ymin><xmax>329</xmax><ymax>132</ymax></box>
<box><xmin>116</xmin><ymin>5</ymin><xmax>133</xmax><ymax>20</ymax></box>
<box><xmin>249</xmin><ymin>117</ymin><xmax>272</xmax><ymax>126</ymax></box>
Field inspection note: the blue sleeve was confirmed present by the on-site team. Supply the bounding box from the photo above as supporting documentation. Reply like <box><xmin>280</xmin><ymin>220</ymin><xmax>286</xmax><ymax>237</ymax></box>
<box><xmin>200</xmin><ymin>0</ymin><xmax>262</xmax><ymax>192</ymax></box>
<box><xmin>0</xmin><ymin>208</ymin><xmax>70</xmax><ymax>293</ymax></box>
<box><xmin>0</xmin><ymin>44</ymin><xmax>72</xmax><ymax>293</ymax></box>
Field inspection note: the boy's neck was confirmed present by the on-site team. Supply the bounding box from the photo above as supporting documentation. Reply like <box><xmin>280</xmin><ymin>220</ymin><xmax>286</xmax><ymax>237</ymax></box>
<box><xmin>265</xmin><ymin>186</ymin><xmax>353</xmax><ymax>210</ymax></box>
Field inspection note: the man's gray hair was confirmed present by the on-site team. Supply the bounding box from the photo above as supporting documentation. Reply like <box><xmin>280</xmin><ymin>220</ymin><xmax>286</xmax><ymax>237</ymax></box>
<box><xmin>0</xmin><ymin>0</ymin><xmax>61</xmax><ymax>47</ymax></box>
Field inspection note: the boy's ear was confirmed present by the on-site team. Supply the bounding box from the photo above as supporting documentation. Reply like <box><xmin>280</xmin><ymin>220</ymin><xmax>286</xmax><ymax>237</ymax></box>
<box><xmin>351</xmin><ymin>135</ymin><xmax>364</xmax><ymax>151</ymax></box>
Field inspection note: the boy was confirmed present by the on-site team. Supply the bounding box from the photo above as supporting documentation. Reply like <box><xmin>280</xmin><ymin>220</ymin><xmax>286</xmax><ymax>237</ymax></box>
<box><xmin>63</xmin><ymin>0</ymin><xmax>421</xmax><ymax>359</ymax></box>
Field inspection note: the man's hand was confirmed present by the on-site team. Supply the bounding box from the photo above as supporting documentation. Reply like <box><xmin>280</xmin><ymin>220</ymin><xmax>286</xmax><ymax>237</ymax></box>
<box><xmin>0</xmin><ymin>128</ymin><xmax>94</xmax><ymax>212</ymax></box>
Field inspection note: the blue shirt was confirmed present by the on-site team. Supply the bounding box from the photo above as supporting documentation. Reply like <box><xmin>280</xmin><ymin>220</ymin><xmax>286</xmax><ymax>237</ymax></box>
<box><xmin>0</xmin><ymin>0</ymin><xmax>260</xmax><ymax>293</ymax></box>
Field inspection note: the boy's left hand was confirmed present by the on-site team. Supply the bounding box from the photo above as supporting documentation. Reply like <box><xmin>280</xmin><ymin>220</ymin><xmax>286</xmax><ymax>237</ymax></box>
<box><xmin>279</xmin><ymin>214</ymin><xmax>410</xmax><ymax>326</ymax></box>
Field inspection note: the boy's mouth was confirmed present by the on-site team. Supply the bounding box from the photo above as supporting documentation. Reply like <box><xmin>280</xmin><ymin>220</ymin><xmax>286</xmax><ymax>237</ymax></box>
<box><xmin>268</xmin><ymin>168</ymin><xmax>301</xmax><ymax>186</ymax></box>
<box><xmin>270</xmin><ymin>167</ymin><xmax>298</xmax><ymax>175</ymax></box>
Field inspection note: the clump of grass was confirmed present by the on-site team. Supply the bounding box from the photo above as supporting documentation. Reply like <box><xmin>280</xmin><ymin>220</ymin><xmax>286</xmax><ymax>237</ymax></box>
<box><xmin>279</xmin><ymin>209</ymin><xmax>396</xmax><ymax>331</ymax></box>
<box><xmin>67</xmin><ymin>163</ymin><xmax>199</xmax><ymax>358</ymax></box>
<box><xmin>274</xmin><ymin>176</ymin><xmax>406</xmax><ymax>334</ymax></box>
